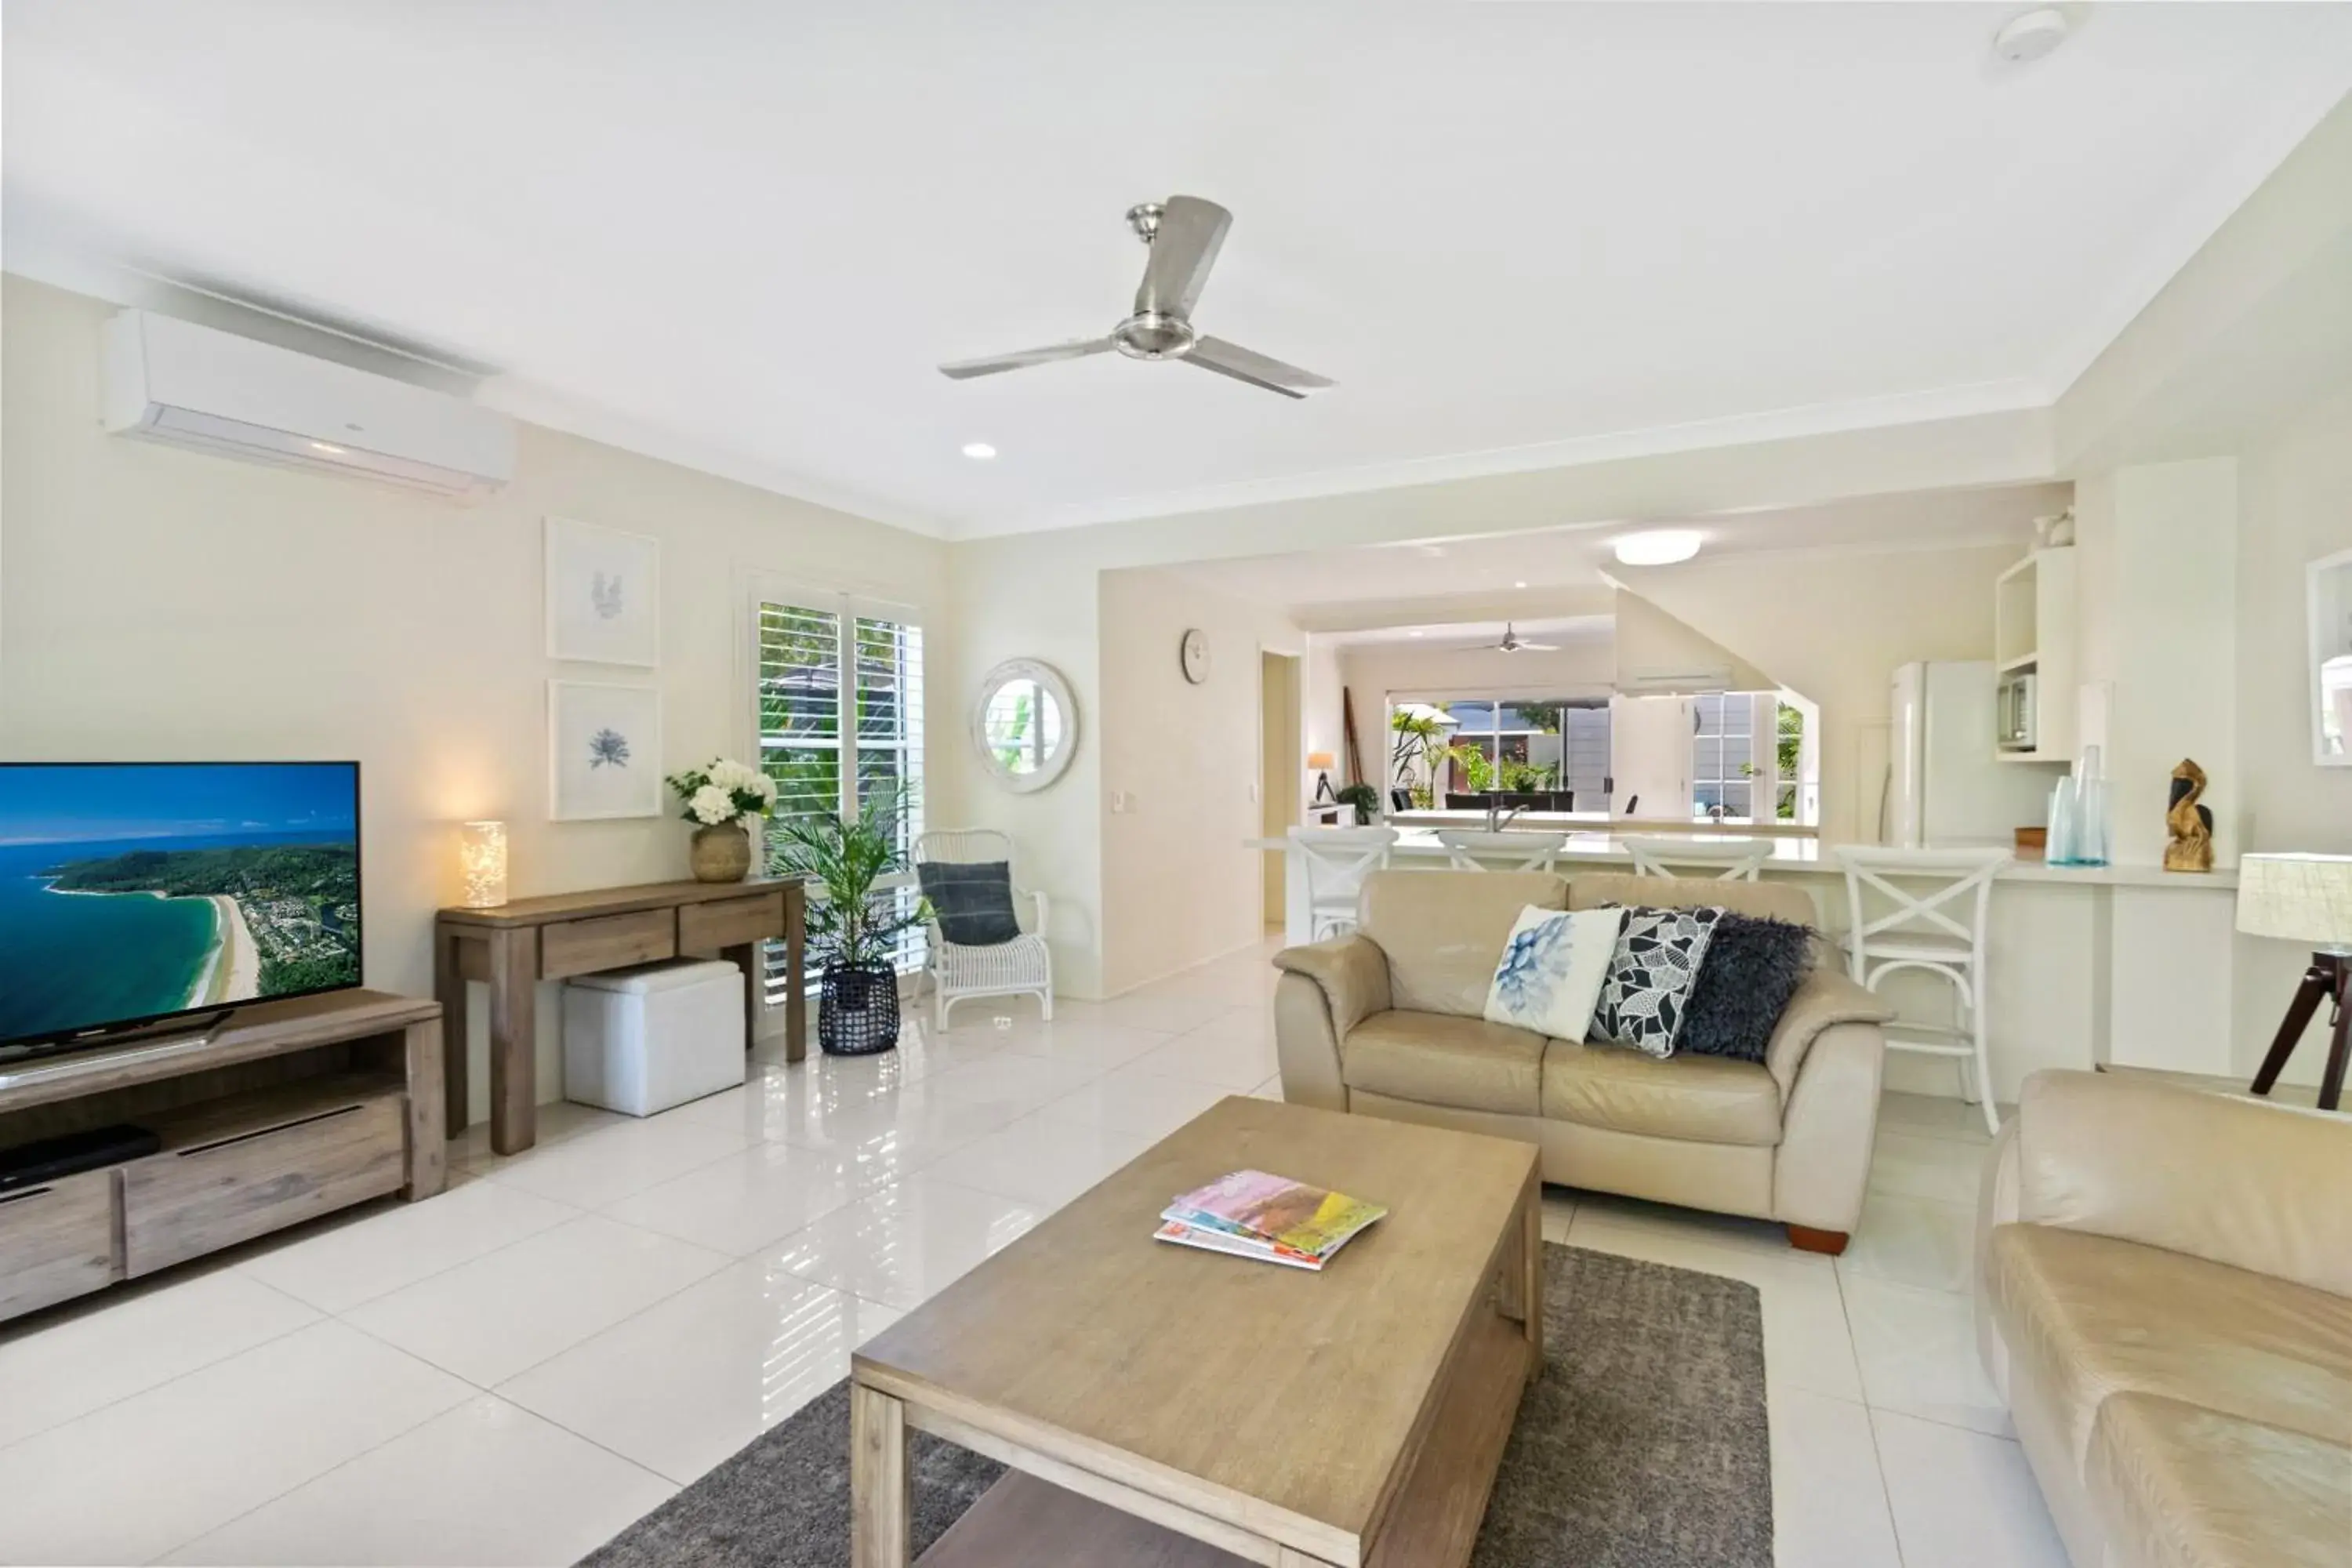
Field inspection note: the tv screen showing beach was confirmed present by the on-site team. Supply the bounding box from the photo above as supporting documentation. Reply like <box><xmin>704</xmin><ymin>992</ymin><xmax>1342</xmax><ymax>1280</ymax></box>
<box><xmin>0</xmin><ymin>763</ymin><xmax>361</xmax><ymax>1048</ymax></box>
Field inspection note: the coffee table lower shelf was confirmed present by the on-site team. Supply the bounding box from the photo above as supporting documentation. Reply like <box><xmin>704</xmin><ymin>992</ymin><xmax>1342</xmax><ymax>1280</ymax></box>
<box><xmin>912</xmin><ymin>1308</ymin><xmax>1534</xmax><ymax>1568</ymax></box>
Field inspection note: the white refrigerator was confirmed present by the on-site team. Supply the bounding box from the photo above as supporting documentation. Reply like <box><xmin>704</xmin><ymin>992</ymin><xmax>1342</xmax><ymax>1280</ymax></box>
<box><xmin>1885</xmin><ymin>662</ymin><xmax>2061</xmax><ymax>847</ymax></box>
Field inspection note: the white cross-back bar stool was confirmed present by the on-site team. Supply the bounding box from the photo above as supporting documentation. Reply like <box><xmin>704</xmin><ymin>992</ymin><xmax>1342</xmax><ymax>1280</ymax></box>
<box><xmin>1290</xmin><ymin>826</ymin><xmax>1398</xmax><ymax>940</ymax></box>
<box><xmin>1436</xmin><ymin>829</ymin><xmax>1569</xmax><ymax>873</ymax></box>
<box><xmin>1835</xmin><ymin>845</ymin><xmax>2012</xmax><ymax>1135</ymax></box>
<box><xmin>1624</xmin><ymin>837</ymin><xmax>1773</xmax><ymax>881</ymax></box>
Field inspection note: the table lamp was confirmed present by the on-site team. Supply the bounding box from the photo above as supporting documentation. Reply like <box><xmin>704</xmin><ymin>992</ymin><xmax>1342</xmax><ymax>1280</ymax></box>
<box><xmin>460</xmin><ymin>820</ymin><xmax>509</xmax><ymax>909</ymax></box>
<box><xmin>2238</xmin><ymin>852</ymin><xmax>2352</xmax><ymax>1110</ymax></box>
<box><xmin>1306</xmin><ymin>751</ymin><xmax>1339</xmax><ymax>804</ymax></box>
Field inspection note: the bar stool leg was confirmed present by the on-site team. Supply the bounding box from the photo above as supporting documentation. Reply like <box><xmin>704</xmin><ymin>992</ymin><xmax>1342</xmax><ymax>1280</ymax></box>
<box><xmin>1969</xmin><ymin>960</ymin><xmax>1999</xmax><ymax>1135</ymax></box>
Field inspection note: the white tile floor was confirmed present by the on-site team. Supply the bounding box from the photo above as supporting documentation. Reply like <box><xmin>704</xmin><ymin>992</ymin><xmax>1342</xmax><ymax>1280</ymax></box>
<box><xmin>0</xmin><ymin>934</ymin><xmax>2069</xmax><ymax>1567</ymax></box>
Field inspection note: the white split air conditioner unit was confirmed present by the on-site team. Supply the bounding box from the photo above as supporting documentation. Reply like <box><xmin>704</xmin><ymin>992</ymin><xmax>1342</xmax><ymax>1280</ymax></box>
<box><xmin>103</xmin><ymin>310</ymin><xmax>515</xmax><ymax>498</ymax></box>
<box><xmin>1615</xmin><ymin>667</ymin><xmax>1734</xmax><ymax>696</ymax></box>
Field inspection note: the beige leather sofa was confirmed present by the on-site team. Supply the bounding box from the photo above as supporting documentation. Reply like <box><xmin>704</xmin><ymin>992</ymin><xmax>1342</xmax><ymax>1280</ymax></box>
<box><xmin>1976</xmin><ymin>1070</ymin><xmax>2352</xmax><ymax>1568</ymax></box>
<box><xmin>1272</xmin><ymin>869</ymin><xmax>1894</xmax><ymax>1253</ymax></box>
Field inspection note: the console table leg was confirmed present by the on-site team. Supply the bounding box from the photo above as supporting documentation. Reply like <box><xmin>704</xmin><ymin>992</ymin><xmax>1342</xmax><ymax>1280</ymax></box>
<box><xmin>402</xmin><ymin>1017</ymin><xmax>448</xmax><ymax>1200</ymax></box>
<box><xmin>849</xmin><ymin>1381</ymin><xmax>910</xmax><ymax>1568</ymax></box>
<box><xmin>434</xmin><ymin>927</ymin><xmax>469</xmax><ymax>1134</ymax></box>
<box><xmin>487</xmin><ymin>927</ymin><xmax>537</xmax><ymax>1156</ymax></box>
<box><xmin>784</xmin><ymin>884</ymin><xmax>808</xmax><ymax>1065</ymax></box>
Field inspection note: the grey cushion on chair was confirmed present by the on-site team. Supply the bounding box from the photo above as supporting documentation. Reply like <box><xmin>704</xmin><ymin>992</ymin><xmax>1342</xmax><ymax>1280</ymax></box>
<box><xmin>916</xmin><ymin>861</ymin><xmax>1021</xmax><ymax>946</ymax></box>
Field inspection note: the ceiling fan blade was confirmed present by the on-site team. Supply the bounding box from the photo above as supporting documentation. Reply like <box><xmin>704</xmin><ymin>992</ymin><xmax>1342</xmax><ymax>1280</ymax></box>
<box><xmin>1183</xmin><ymin>336</ymin><xmax>1333</xmax><ymax>399</ymax></box>
<box><xmin>938</xmin><ymin>338</ymin><xmax>1115</xmax><ymax>379</ymax></box>
<box><xmin>1134</xmin><ymin>195</ymin><xmax>1231</xmax><ymax>318</ymax></box>
<box><xmin>1516</xmin><ymin>641</ymin><xmax>1560</xmax><ymax>652</ymax></box>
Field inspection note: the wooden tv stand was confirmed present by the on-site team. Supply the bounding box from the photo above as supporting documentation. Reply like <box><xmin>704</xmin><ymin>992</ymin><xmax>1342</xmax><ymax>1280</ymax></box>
<box><xmin>0</xmin><ymin>990</ymin><xmax>444</xmax><ymax>1324</ymax></box>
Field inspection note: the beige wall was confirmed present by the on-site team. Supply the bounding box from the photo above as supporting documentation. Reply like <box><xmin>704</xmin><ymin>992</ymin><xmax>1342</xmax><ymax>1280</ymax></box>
<box><xmin>1340</xmin><ymin>636</ymin><xmax>1615</xmax><ymax>710</ymax></box>
<box><xmin>1610</xmin><ymin>542</ymin><xmax>2022</xmax><ymax>844</ymax></box>
<box><xmin>1096</xmin><ymin>567</ymin><xmax>1302</xmax><ymax>996</ymax></box>
<box><xmin>0</xmin><ymin>276</ymin><xmax>950</xmax><ymax>1111</ymax></box>
<box><xmin>2229</xmin><ymin>387</ymin><xmax>2352</xmax><ymax>1084</ymax></box>
<box><xmin>932</xmin><ymin>531</ymin><xmax>1107</xmax><ymax>995</ymax></box>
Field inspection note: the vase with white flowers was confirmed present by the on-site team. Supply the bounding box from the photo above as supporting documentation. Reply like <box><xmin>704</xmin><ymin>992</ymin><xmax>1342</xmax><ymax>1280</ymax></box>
<box><xmin>665</xmin><ymin>758</ymin><xmax>778</xmax><ymax>883</ymax></box>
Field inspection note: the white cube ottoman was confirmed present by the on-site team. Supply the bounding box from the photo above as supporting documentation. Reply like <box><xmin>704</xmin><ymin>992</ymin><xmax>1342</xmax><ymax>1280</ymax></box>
<box><xmin>561</xmin><ymin>958</ymin><xmax>746</xmax><ymax>1116</ymax></box>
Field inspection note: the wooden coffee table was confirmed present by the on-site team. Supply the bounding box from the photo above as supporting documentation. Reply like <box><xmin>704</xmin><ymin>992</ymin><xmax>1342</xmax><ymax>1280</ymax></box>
<box><xmin>849</xmin><ymin>1096</ymin><xmax>1543</xmax><ymax>1567</ymax></box>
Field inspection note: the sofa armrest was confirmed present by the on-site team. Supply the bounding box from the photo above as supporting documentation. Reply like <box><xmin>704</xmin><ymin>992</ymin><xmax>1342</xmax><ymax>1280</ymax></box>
<box><xmin>1763</xmin><ymin>967</ymin><xmax>1894</xmax><ymax>1100</ymax></box>
<box><xmin>1272</xmin><ymin>935</ymin><xmax>1391</xmax><ymax>1041</ymax></box>
<box><xmin>1270</xmin><ymin>936</ymin><xmax>1389</xmax><ymax>1113</ymax></box>
<box><xmin>1772</xmin><ymin>1021</ymin><xmax>1884</xmax><ymax>1233</ymax></box>
<box><xmin>2012</xmin><ymin>1069</ymin><xmax>2352</xmax><ymax>1298</ymax></box>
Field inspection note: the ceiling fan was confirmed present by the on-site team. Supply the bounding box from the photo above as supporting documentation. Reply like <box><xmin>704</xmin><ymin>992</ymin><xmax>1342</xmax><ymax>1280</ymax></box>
<box><xmin>938</xmin><ymin>195</ymin><xmax>1334</xmax><ymax>399</ymax></box>
<box><xmin>1489</xmin><ymin>623</ymin><xmax>1559</xmax><ymax>653</ymax></box>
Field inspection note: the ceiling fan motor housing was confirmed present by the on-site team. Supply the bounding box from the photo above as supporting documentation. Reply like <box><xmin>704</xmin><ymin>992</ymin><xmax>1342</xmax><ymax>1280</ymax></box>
<box><xmin>1113</xmin><ymin>310</ymin><xmax>1195</xmax><ymax>360</ymax></box>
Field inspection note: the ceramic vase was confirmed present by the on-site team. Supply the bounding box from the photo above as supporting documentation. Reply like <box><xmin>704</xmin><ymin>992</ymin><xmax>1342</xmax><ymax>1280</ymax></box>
<box><xmin>689</xmin><ymin>822</ymin><xmax>753</xmax><ymax>883</ymax></box>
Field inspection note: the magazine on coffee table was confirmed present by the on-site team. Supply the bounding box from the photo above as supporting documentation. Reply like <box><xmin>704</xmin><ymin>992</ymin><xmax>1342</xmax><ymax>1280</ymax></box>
<box><xmin>1154</xmin><ymin>1168</ymin><xmax>1387</xmax><ymax>1270</ymax></box>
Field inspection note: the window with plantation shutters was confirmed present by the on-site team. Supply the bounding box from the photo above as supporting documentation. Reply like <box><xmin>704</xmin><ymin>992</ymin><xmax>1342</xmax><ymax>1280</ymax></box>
<box><xmin>752</xmin><ymin>593</ymin><xmax>926</xmax><ymax>1009</ymax></box>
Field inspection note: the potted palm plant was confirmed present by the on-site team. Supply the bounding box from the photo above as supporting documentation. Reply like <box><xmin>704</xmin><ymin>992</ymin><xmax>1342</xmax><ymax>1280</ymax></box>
<box><xmin>768</xmin><ymin>785</ymin><xmax>930</xmax><ymax>1054</ymax></box>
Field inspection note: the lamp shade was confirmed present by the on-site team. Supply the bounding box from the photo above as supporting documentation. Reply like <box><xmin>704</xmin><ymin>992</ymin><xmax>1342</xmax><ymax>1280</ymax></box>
<box><xmin>1305</xmin><ymin>751</ymin><xmax>1337</xmax><ymax>771</ymax></box>
<box><xmin>2235</xmin><ymin>853</ymin><xmax>2352</xmax><ymax>947</ymax></box>
<box><xmin>460</xmin><ymin>820</ymin><xmax>509</xmax><ymax>909</ymax></box>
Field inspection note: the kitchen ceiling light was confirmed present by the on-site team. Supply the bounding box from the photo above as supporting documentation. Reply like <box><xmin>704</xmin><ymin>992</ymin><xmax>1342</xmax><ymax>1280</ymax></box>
<box><xmin>1514</xmin><ymin>580</ymin><xmax>1528</xmax><ymax>589</ymax></box>
<box><xmin>1613</xmin><ymin>530</ymin><xmax>1703</xmax><ymax>566</ymax></box>
<box><xmin>1992</xmin><ymin>8</ymin><xmax>2070</xmax><ymax>64</ymax></box>
<box><xmin>960</xmin><ymin>441</ymin><xmax>997</xmax><ymax>459</ymax></box>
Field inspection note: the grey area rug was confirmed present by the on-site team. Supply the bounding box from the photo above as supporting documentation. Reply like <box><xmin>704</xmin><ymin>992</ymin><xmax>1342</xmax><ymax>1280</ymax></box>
<box><xmin>581</xmin><ymin>1243</ymin><xmax>1770</xmax><ymax>1568</ymax></box>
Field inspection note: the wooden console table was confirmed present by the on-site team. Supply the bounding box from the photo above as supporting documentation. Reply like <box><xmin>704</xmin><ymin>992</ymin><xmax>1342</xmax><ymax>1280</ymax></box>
<box><xmin>434</xmin><ymin>877</ymin><xmax>807</xmax><ymax>1155</ymax></box>
<box><xmin>0</xmin><ymin>989</ymin><xmax>445</xmax><ymax>1323</ymax></box>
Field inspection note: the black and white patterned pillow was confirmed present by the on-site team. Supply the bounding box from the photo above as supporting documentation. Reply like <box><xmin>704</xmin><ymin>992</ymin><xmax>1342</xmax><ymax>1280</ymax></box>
<box><xmin>1590</xmin><ymin>905</ymin><xmax>1724</xmax><ymax>1058</ymax></box>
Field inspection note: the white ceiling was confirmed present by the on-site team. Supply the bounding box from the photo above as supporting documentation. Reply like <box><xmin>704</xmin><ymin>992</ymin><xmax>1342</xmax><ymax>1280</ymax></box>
<box><xmin>5</xmin><ymin>3</ymin><xmax>2347</xmax><ymax>539</ymax></box>
<box><xmin>1174</xmin><ymin>481</ymin><xmax>2071</xmax><ymax>622</ymax></box>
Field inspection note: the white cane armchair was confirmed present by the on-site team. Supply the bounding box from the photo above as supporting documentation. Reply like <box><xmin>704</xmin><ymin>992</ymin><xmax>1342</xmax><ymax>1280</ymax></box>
<box><xmin>914</xmin><ymin>828</ymin><xmax>1054</xmax><ymax>1029</ymax></box>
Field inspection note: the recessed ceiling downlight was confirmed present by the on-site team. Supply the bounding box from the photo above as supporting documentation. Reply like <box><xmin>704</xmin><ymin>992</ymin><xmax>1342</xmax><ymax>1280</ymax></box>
<box><xmin>1613</xmin><ymin>530</ymin><xmax>1702</xmax><ymax>567</ymax></box>
<box><xmin>1993</xmin><ymin>7</ymin><xmax>2070</xmax><ymax>64</ymax></box>
<box><xmin>960</xmin><ymin>441</ymin><xmax>997</xmax><ymax>459</ymax></box>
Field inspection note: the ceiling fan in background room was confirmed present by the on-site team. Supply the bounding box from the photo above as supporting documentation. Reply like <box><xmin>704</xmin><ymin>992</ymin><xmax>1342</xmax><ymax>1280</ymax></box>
<box><xmin>1487</xmin><ymin>623</ymin><xmax>1559</xmax><ymax>653</ymax></box>
<box><xmin>938</xmin><ymin>195</ymin><xmax>1334</xmax><ymax>399</ymax></box>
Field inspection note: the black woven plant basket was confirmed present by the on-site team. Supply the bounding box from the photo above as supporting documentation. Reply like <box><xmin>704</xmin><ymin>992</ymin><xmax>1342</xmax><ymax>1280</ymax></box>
<box><xmin>818</xmin><ymin>964</ymin><xmax>900</xmax><ymax>1056</ymax></box>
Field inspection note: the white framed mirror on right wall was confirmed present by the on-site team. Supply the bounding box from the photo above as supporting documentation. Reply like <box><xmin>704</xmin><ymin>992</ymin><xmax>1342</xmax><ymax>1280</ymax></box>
<box><xmin>2312</xmin><ymin>547</ymin><xmax>2352</xmax><ymax>766</ymax></box>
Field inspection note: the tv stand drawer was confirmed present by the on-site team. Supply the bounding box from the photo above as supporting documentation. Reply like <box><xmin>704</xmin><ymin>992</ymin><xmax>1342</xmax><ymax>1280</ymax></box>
<box><xmin>122</xmin><ymin>1084</ymin><xmax>405</xmax><ymax>1278</ymax></box>
<box><xmin>0</xmin><ymin>1167</ymin><xmax>118</xmax><ymax>1319</ymax></box>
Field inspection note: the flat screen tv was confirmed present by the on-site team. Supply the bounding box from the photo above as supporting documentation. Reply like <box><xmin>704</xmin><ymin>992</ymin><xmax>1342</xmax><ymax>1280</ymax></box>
<box><xmin>0</xmin><ymin>762</ymin><xmax>361</xmax><ymax>1062</ymax></box>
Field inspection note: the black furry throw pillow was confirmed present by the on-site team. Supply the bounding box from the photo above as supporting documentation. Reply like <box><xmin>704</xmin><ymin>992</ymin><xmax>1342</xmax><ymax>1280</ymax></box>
<box><xmin>1679</xmin><ymin>913</ymin><xmax>1815</xmax><ymax>1062</ymax></box>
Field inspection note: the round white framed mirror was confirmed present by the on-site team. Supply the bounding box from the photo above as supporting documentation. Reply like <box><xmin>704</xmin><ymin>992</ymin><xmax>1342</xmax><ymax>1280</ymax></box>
<box><xmin>973</xmin><ymin>659</ymin><xmax>1076</xmax><ymax>793</ymax></box>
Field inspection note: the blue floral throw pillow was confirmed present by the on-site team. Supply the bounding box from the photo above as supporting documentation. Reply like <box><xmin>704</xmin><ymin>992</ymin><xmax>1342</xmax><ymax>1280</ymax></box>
<box><xmin>1590</xmin><ymin>905</ymin><xmax>1725</xmax><ymax>1059</ymax></box>
<box><xmin>1483</xmin><ymin>906</ymin><xmax>1625</xmax><ymax>1041</ymax></box>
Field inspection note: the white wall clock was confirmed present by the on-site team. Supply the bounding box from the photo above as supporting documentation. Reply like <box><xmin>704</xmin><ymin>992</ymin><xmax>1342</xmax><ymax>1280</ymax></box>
<box><xmin>1179</xmin><ymin>627</ymin><xmax>1210</xmax><ymax>684</ymax></box>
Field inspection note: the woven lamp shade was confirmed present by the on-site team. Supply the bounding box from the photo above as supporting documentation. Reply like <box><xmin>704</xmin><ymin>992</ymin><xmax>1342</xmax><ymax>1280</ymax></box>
<box><xmin>1305</xmin><ymin>751</ymin><xmax>1337</xmax><ymax>771</ymax></box>
<box><xmin>2235</xmin><ymin>853</ymin><xmax>2352</xmax><ymax>947</ymax></box>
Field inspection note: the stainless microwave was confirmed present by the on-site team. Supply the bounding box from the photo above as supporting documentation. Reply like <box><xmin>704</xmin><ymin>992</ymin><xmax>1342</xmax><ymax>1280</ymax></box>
<box><xmin>1997</xmin><ymin>671</ymin><xmax>2038</xmax><ymax>750</ymax></box>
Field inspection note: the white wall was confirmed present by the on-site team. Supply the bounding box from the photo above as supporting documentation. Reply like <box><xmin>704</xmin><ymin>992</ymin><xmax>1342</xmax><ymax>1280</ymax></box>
<box><xmin>2073</xmin><ymin>458</ymin><xmax>2241</xmax><ymax>866</ymax></box>
<box><xmin>0</xmin><ymin>276</ymin><xmax>950</xmax><ymax>1112</ymax></box>
<box><xmin>1301</xmin><ymin>634</ymin><xmax>1347</xmax><ymax>786</ymax></box>
<box><xmin>1610</xmin><ymin>541</ymin><xmax>2024</xmax><ymax>844</ymax></box>
<box><xmin>2229</xmin><ymin>387</ymin><xmax>2352</xmax><ymax>1085</ymax></box>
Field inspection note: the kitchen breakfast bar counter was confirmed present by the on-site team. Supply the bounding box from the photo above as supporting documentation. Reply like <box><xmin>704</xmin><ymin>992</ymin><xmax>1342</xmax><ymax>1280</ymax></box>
<box><xmin>1250</xmin><ymin>826</ymin><xmax>2243</xmax><ymax>1100</ymax></box>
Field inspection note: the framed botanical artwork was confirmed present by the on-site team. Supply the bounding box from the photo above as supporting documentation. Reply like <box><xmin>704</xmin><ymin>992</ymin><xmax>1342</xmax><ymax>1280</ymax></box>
<box><xmin>546</xmin><ymin>516</ymin><xmax>660</xmax><ymax>666</ymax></box>
<box><xmin>548</xmin><ymin>681</ymin><xmax>663</xmax><ymax>820</ymax></box>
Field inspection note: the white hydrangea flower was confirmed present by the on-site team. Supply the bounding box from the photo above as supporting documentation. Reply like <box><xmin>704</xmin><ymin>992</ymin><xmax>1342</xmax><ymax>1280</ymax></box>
<box><xmin>688</xmin><ymin>784</ymin><xmax>737</xmax><ymax>825</ymax></box>
<box><xmin>707</xmin><ymin>759</ymin><xmax>753</xmax><ymax>793</ymax></box>
<box><xmin>753</xmin><ymin>773</ymin><xmax>779</xmax><ymax>802</ymax></box>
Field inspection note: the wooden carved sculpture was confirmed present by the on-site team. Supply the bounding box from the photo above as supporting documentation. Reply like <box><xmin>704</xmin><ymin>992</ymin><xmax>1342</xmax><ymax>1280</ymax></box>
<box><xmin>2165</xmin><ymin>758</ymin><xmax>2214</xmax><ymax>873</ymax></box>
